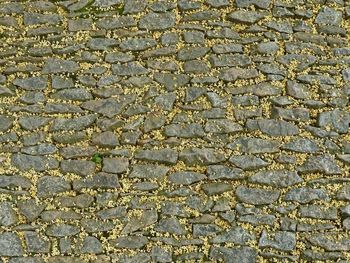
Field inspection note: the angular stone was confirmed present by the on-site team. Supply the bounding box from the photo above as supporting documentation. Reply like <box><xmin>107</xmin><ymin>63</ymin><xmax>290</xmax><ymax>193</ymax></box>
<box><xmin>228</xmin><ymin>10</ymin><xmax>266</xmax><ymax>24</ymax></box>
<box><xmin>207</xmin><ymin>165</ymin><xmax>243</xmax><ymax>180</ymax></box>
<box><xmin>96</xmin><ymin>16</ymin><xmax>136</xmax><ymax>30</ymax></box>
<box><xmin>129</xmin><ymin>164</ymin><xmax>169</xmax><ymax>180</ymax></box>
<box><xmin>37</xmin><ymin>176</ymin><xmax>71</xmax><ymax>198</ymax></box>
<box><xmin>256</xmin><ymin>119</ymin><xmax>299</xmax><ymax>136</ymax></box>
<box><xmin>297</xmin><ymin>154</ymin><xmax>341</xmax><ymax>175</ymax></box>
<box><xmin>51</xmin><ymin>88</ymin><xmax>92</xmax><ymax>101</ymax></box>
<box><xmin>121</xmin><ymin>209</ymin><xmax>158</xmax><ymax>234</ymax></box>
<box><xmin>54</xmin><ymin>194</ymin><xmax>93</xmax><ymax>209</ymax></box>
<box><xmin>227</xmin><ymin>137</ymin><xmax>279</xmax><ymax>154</ymax></box>
<box><xmin>183</xmin><ymin>60</ymin><xmax>210</xmax><ymax>73</ymax></box>
<box><xmin>249</xmin><ymin>170</ymin><xmax>303</xmax><ymax>188</ymax></box>
<box><xmin>19</xmin><ymin>116</ymin><xmax>51</xmax><ymax>131</ymax></box>
<box><xmin>139</xmin><ymin>12</ymin><xmax>176</xmax><ymax>30</ymax></box>
<box><xmin>193</xmin><ymin>224</ymin><xmax>222</xmax><ymax>237</ymax></box>
<box><xmin>24</xmin><ymin>231</ymin><xmax>50</xmax><ymax>253</ymax></box>
<box><xmin>236</xmin><ymin>0</ymin><xmax>270</xmax><ymax>9</ymax></box>
<box><xmin>46</xmin><ymin>224</ymin><xmax>80</xmax><ymax>237</ymax></box>
<box><xmin>210</xmin><ymin>246</ymin><xmax>257</xmax><ymax>263</ymax></box>
<box><xmin>87</xmin><ymin>38</ymin><xmax>118</xmax><ymax>50</ymax></box>
<box><xmin>151</xmin><ymin>247</ymin><xmax>172</xmax><ymax>263</ymax></box>
<box><xmin>202</xmin><ymin>182</ymin><xmax>232</xmax><ymax>195</ymax></box>
<box><xmin>80</xmin><ymin>236</ymin><xmax>103</xmax><ymax>254</ymax></box>
<box><xmin>81</xmin><ymin>219</ymin><xmax>114</xmax><ymax>233</ymax></box>
<box><xmin>282</xmin><ymin>137</ymin><xmax>320</xmax><ymax>153</ymax></box>
<box><xmin>210</xmin><ymin>226</ymin><xmax>255</xmax><ymax>245</ymax></box>
<box><xmin>12</xmin><ymin>153</ymin><xmax>59</xmax><ymax>172</ymax></box>
<box><xmin>259</xmin><ymin>230</ymin><xmax>296</xmax><ymax>251</ymax></box>
<box><xmin>155</xmin><ymin>218</ymin><xmax>187</xmax><ymax>235</ymax></box>
<box><xmin>229</xmin><ymin>155</ymin><xmax>269</xmax><ymax>171</ymax></box>
<box><xmin>179</xmin><ymin>148</ymin><xmax>226</xmax><ymax>166</ymax></box>
<box><xmin>336</xmin><ymin>185</ymin><xmax>350</xmax><ymax>201</ymax></box>
<box><xmin>42</xmin><ymin>58</ymin><xmax>79</xmax><ymax>73</ymax></box>
<box><xmin>236</xmin><ymin>186</ymin><xmax>280</xmax><ymax>205</ymax></box>
<box><xmin>212</xmin><ymin>43</ymin><xmax>243</xmax><ymax>54</ymax></box>
<box><xmin>60</xmin><ymin>160</ymin><xmax>96</xmax><ymax>177</ymax></box>
<box><xmin>209</xmin><ymin>54</ymin><xmax>251</xmax><ymax>67</ymax></box>
<box><xmin>317</xmin><ymin>109</ymin><xmax>350</xmax><ymax>134</ymax></box>
<box><xmin>120</xmin><ymin>38</ymin><xmax>157</xmax><ymax>51</ymax></box>
<box><xmin>219</xmin><ymin>68</ymin><xmax>259</xmax><ymax>82</ymax></box>
<box><xmin>21</xmin><ymin>143</ymin><xmax>57</xmax><ymax>156</ymax></box>
<box><xmin>112</xmin><ymin>62</ymin><xmax>149</xmax><ymax>76</ymax></box>
<box><xmin>271</xmin><ymin>107</ymin><xmax>310</xmax><ymax>122</ymax></box>
<box><xmin>82</xmin><ymin>96</ymin><xmax>136</xmax><ymax>118</ymax></box>
<box><xmin>73</xmin><ymin>173</ymin><xmax>120</xmax><ymax>191</ymax></box>
<box><xmin>50</xmin><ymin>114</ymin><xmax>96</xmax><ymax>131</ymax></box>
<box><xmin>169</xmin><ymin>171</ymin><xmax>206</xmax><ymax>185</ymax></box>
<box><xmin>284</xmin><ymin>187</ymin><xmax>329</xmax><ymax>204</ymax></box>
<box><xmin>135</xmin><ymin>149</ymin><xmax>178</xmax><ymax>164</ymax></box>
<box><xmin>307</xmin><ymin>233</ymin><xmax>350</xmax><ymax>251</ymax></box>
<box><xmin>205</xmin><ymin>119</ymin><xmax>243</xmax><ymax>134</ymax></box>
<box><xmin>154</xmin><ymin>73</ymin><xmax>190</xmax><ymax>91</ymax></box>
<box><xmin>164</xmin><ymin>123</ymin><xmax>205</xmax><ymax>138</ymax></box>
<box><xmin>112</xmin><ymin>236</ymin><xmax>148</xmax><ymax>249</ymax></box>
<box><xmin>0</xmin><ymin>115</ymin><xmax>13</xmax><ymax>132</ymax></box>
<box><xmin>102</xmin><ymin>157</ymin><xmax>129</xmax><ymax>174</ymax></box>
<box><xmin>0</xmin><ymin>233</ymin><xmax>23</xmax><ymax>256</ymax></box>
<box><xmin>178</xmin><ymin>47</ymin><xmax>210</xmax><ymax>61</ymax></box>
<box><xmin>286</xmin><ymin>81</ymin><xmax>310</xmax><ymax>99</ymax></box>
<box><xmin>18</xmin><ymin>199</ymin><xmax>46</xmax><ymax>222</ymax></box>
<box><xmin>97</xmin><ymin>206</ymin><xmax>127</xmax><ymax>220</ymax></box>
<box><xmin>316</xmin><ymin>7</ymin><xmax>342</xmax><ymax>26</ymax></box>
<box><xmin>0</xmin><ymin>201</ymin><xmax>17</xmax><ymax>226</ymax></box>
<box><xmin>299</xmin><ymin>205</ymin><xmax>338</xmax><ymax>220</ymax></box>
<box><xmin>13</xmin><ymin>76</ymin><xmax>48</xmax><ymax>90</ymax></box>
<box><xmin>0</xmin><ymin>175</ymin><xmax>31</xmax><ymax>189</ymax></box>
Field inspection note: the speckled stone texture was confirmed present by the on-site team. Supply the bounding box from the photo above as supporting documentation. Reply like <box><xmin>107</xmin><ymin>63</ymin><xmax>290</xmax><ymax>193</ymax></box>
<box><xmin>0</xmin><ymin>0</ymin><xmax>350</xmax><ymax>262</ymax></box>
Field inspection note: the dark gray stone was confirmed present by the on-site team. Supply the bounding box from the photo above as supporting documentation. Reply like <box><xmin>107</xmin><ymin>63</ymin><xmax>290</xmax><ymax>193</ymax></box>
<box><xmin>259</xmin><ymin>230</ymin><xmax>296</xmax><ymax>251</ymax></box>
<box><xmin>179</xmin><ymin>148</ymin><xmax>226</xmax><ymax>166</ymax></box>
<box><xmin>46</xmin><ymin>224</ymin><xmax>80</xmax><ymax>237</ymax></box>
<box><xmin>37</xmin><ymin>176</ymin><xmax>70</xmax><ymax>198</ymax></box>
<box><xmin>169</xmin><ymin>171</ymin><xmax>206</xmax><ymax>185</ymax></box>
<box><xmin>164</xmin><ymin>123</ymin><xmax>205</xmax><ymax>138</ymax></box>
<box><xmin>42</xmin><ymin>58</ymin><xmax>79</xmax><ymax>73</ymax></box>
<box><xmin>249</xmin><ymin>170</ymin><xmax>303</xmax><ymax>187</ymax></box>
<box><xmin>227</xmin><ymin>137</ymin><xmax>279</xmax><ymax>153</ymax></box>
<box><xmin>0</xmin><ymin>233</ymin><xmax>24</xmax><ymax>256</ymax></box>
<box><xmin>102</xmin><ymin>157</ymin><xmax>129</xmax><ymax>174</ymax></box>
<box><xmin>282</xmin><ymin>137</ymin><xmax>320</xmax><ymax>153</ymax></box>
<box><xmin>297</xmin><ymin>154</ymin><xmax>341</xmax><ymax>175</ymax></box>
<box><xmin>317</xmin><ymin>109</ymin><xmax>350</xmax><ymax>134</ymax></box>
<box><xmin>229</xmin><ymin>155</ymin><xmax>269</xmax><ymax>170</ymax></box>
<box><xmin>13</xmin><ymin>76</ymin><xmax>48</xmax><ymax>90</ymax></box>
<box><xmin>73</xmin><ymin>173</ymin><xmax>120</xmax><ymax>191</ymax></box>
<box><xmin>210</xmin><ymin>246</ymin><xmax>257</xmax><ymax>263</ymax></box>
<box><xmin>60</xmin><ymin>160</ymin><xmax>96</xmax><ymax>177</ymax></box>
<box><xmin>155</xmin><ymin>218</ymin><xmax>187</xmax><ymax>235</ymax></box>
<box><xmin>112</xmin><ymin>236</ymin><xmax>148</xmax><ymax>249</ymax></box>
<box><xmin>284</xmin><ymin>187</ymin><xmax>329</xmax><ymax>204</ymax></box>
<box><xmin>135</xmin><ymin>149</ymin><xmax>178</xmax><ymax>164</ymax></box>
<box><xmin>236</xmin><ymin>186</ymin><xmax>280</xmax><ymax>205</ymax></box>
<box><xmin>0</xmin><ymin>201</ymin><xmax>17</xmax><ymax>226</ymax></box>
<box><xmin>139</xmin><ymin>12</ymin><xmax>176</xmax><ymax>30</ymax></box>
<box><xmin>12</xmin><ymin>153</ymin><xmax>59</xmax><ymax>172</ymax></box>
<box><xmin>24</xmin><ymin>231</ymin><xmax>50</xmax><ymax>253</ymax></box>
<box><xmin>210</xmin><ymin>226</ymin><xmax>255</xmax><ymax>245</ymax></box>
<box><xmin>207</xmin><ymin>165</ymin><xmax>244</xmax><ymax>180</ymax></box>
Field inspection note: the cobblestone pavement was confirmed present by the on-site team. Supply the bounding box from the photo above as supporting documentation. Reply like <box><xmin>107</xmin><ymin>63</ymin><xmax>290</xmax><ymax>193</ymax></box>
<box><xmin>0</xmin><ymin>0</ymin><xmax>350</xmax><ymax>262</ymax></box>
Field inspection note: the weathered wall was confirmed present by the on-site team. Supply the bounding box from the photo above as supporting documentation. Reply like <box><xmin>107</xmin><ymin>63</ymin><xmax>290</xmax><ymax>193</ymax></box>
<box><xmin>0</xmin><ymin>0</ymin><xmax>350</xmax><ymax>262</ymax></box>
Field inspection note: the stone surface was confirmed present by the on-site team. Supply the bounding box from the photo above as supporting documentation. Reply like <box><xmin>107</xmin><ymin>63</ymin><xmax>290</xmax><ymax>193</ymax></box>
<box><xmin>0</xmin><ymin>1</ymin><xmax>349</xmax><ymax>259</ymax></box>
<box><xmin>236</xmin><ymin>186</ymin><xmax>280</xmax><ymax>205</ymax></box>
